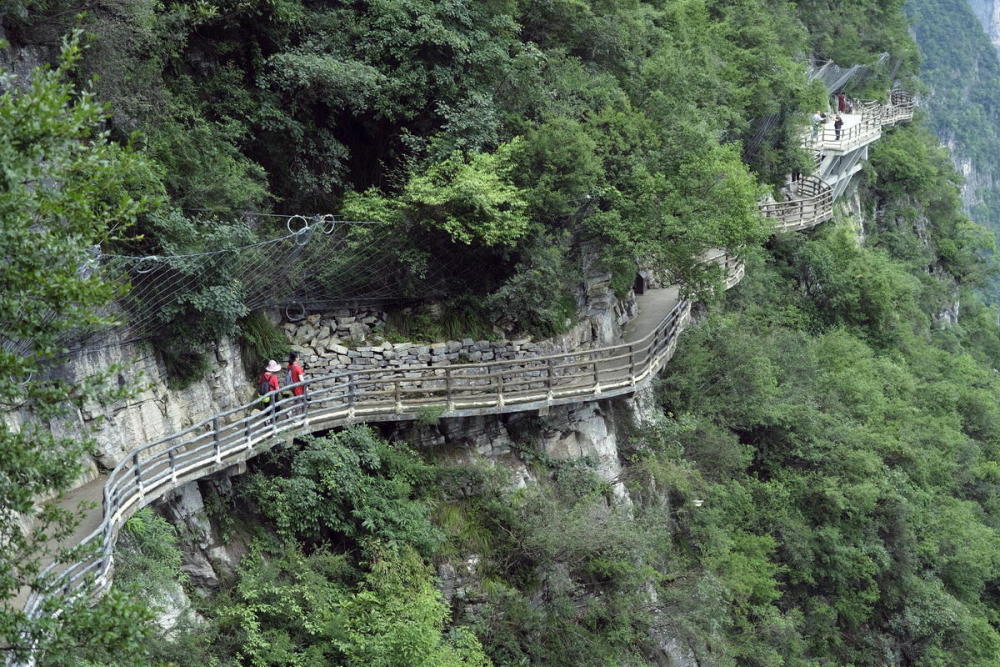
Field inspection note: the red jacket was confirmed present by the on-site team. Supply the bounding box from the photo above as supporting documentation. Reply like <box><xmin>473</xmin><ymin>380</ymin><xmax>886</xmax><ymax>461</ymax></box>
<box><xmin>289</xmin><ymin>363</ymin><xmax>305</xmax><ymax>396</ymax></box>
<box><xmin>260</xmin><ymin>372</ymin><xmax>279</xmax><ymax>392</ymax></box>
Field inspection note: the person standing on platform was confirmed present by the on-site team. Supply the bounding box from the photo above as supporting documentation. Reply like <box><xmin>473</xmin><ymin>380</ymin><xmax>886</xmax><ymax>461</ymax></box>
<box><xmin>811</xmin><ymin>111</ymin><xmax>824</xmax><ymax>140</ymax></box>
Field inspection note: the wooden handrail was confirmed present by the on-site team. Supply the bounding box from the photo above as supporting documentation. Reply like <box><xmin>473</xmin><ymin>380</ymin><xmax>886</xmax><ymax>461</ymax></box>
<box><xmin>759</xmin><ymin>176</ymin><xmax>834</xmax><ymax>232</ymax></box>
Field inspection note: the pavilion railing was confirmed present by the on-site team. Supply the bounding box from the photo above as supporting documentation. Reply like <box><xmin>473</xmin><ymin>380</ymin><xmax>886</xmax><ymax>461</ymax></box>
<box><xmin>759</xmin><ymin>176</ymin><xmax>834</xmax><ymax>232</ymax></box>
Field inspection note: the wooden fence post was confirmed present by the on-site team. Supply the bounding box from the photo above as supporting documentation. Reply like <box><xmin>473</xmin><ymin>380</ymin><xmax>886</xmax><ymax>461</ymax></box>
<box><xmin>547</xmin><ymin>358</ymin><xmax>556</xmax><ymax>401</ymax></box>
<box><xmin>628</xmin><ymin>343</ymin><xmax>635</xmax><ymax>384</ymax></box>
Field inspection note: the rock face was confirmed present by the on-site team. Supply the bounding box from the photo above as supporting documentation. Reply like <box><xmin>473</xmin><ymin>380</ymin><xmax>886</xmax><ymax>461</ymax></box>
<box><xmin>16</xmin><ymin>334</ymin><xmax>254</xmax><ymax>485</ymax></box>
<box><xmin>650</xmin><ymin>635</ymin><xmax>701</xmax><ymax>667</ymax></box>
<box><xmin>157</xmin><ymin>466</ymin><xmax>250</xmax><ymax>591</ymax></box>
<box><xmin>943</xmin><ymin>134</ymin><xmax>1000</xmax><ymax>222</ymax></box>
<box><xmin>536</xmin><ymin>401</ymin><xmax>630</xmax><ymax>501</ymax></box>
<box><xmin>389</xmin><ymin>395</ymin><xmax>638</xmax><ymax>503</ymax></box>
<box><xmin>969</xmin><ymin>0</ymin><xmax>1000</xmax><ymax>57</ymax></box>
<box><xmin>0</xmin><ymin>25</ymin><xmax>52</xmax><ymax>93</ymax></box>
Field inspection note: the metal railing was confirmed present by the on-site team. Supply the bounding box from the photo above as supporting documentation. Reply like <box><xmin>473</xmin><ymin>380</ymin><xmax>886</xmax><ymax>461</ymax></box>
<box><xmin>759</xmin><ymin>176</ymin><xmax>834</xmax><ymax>232</ymax></box>
<box><xmin>21</xmin><ymin>253</ymin><xmax>747</xmax><ymax>622</ymax></box>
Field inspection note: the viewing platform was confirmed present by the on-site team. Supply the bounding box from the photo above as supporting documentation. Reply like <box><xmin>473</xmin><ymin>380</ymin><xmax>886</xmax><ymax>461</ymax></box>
<box><xmin>806</xmin><ymin>111</ymin><xmax>882</xmax><ymax>155</ymax></box>
<box><xmin>759</xmin><ymin>176</ymin><xmax>834</xmax><ymax>232</ymax></box>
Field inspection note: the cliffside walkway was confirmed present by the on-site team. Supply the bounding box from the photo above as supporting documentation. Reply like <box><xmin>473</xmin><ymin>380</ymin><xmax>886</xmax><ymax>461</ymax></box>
<box><xmin>759</xmin><ymin>175</ymin><xmax>834</xmax><ymax>232</ymax></box>
<box><xmin>13</xmin><ymin>91</ymin><xmax>915</xmax><ymax>633</ymax></box>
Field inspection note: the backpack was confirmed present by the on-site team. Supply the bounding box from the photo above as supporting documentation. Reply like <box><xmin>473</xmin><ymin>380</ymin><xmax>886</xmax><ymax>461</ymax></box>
<box><xmin>257</xmin><ymin>374</ymin><xmax>272</xmax><ymax>403</ymax></box>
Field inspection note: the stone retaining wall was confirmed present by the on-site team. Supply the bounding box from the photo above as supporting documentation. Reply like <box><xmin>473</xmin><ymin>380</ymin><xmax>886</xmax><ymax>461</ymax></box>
<box><xmin>282</xmin><ymin>280</ymin><xmax>637</xmax><ymax>375</ymax></box>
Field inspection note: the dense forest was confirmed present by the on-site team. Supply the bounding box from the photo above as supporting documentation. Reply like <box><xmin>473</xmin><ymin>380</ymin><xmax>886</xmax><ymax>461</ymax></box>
<box><xmin>906</xmin><ymin>0</ymin><xmax>1000</xmax><ymax>296</ymax></box>
<box><xmin>6</xmin><ymin>0</ymin><xmax>1000</xmax><ymax>665</ymax></box>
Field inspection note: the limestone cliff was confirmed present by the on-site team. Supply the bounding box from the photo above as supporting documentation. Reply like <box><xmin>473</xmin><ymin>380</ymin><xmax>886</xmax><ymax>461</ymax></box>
<box><xmin>968</xmin><ymin>0</ymin><xmax>1000</xmax><ymax>56</ymax></box>
<box><xmin>10</xmin><ymin>334</ymin><xmax>254</xmax><ymax>487</ymax></box>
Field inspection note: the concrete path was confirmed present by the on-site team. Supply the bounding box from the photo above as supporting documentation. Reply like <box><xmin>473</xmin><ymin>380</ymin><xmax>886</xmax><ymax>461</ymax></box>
<box><xmin>14</xmin><ymin>476</ymin><xmax>106</xmax><ymax>609</ymax></box>
<box><xmin>17</xmin><ymin>282</ymin><xmax>688</xmax><ymax>613</ymax></box>
<box><xmin>625</xmin><ymin>286</ymin><xmax>681</xmax><ymax>344</ymax></box>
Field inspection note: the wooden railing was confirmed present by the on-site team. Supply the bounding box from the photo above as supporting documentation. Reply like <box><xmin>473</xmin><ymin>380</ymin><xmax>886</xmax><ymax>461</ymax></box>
<box><xmin>701</xmin><ymin>249</ymin><xmax>746</xmax><ymax>289</ymax></box>
<box><xmin>813</xmin><ymin>110</ymin><xmax>882</xmax><ymax>152</ymax></box>
<box><xmin>758</xmin><ymin>176</ymin><xmax>833</xmax><ymax>232</ymax></box>
<box><xmin>882</xmin><ymin>90</ymin><xmax>915</xmax><ymax>125</ymax></box>
<box><xmin>22</xmin><ymin>254</ymin><xmax>750</xmax><ymax>622</ymax></box>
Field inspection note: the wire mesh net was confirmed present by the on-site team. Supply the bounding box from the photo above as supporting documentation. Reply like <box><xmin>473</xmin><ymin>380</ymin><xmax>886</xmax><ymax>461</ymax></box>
<box><xmin>3</xmin><ymin>214</ymin><xmax>482</xmax><ymax>360</ymax></box>
<box><xmin>807</xmin><ymin>54</ymin><xmax>891</xmax><ymax>93</ymax></box>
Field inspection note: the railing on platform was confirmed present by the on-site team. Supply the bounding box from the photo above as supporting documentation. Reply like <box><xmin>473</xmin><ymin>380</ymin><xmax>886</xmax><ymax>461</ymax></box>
<box><xmin>882</xmin><ymin>90</ymin><xmax>914</xmax><ymax>125</ymax></box>
<box><xmin>801</xmin><ymin>92</ymin><xmax>913</xmax><ymax>153</ymax></box>
<box><xmin>758</xmin><ymin>176</ymin><xmax>833</xmax><ymax>232</ymax></box>
<box><xmin>23</xmin><ymin>252</ymin><xmax>746</xmax><ymax>622</ymax></box>
<box><xmin>814</xmin><ymin>110</ymin><xmax>882</xmax><ymax>152</ymax></box>
<box><xmin>701</xmin><ymin>249</ymin><xmax>746</xmax><ymax>289</ymax></box>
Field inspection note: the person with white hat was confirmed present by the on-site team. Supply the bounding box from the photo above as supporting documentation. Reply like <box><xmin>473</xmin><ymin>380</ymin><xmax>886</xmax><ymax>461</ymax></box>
<box><xmin>257</xmin><ymin>359</ymin><xmax>282</xmax><ymax>405</ymax></box>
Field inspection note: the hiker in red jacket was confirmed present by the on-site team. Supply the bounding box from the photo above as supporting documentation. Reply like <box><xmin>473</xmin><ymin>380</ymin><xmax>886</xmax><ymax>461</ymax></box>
<box><xmin>257</xmin><ymin>360</ymin><xmax>281</xmax><ymax>421</ymax></box>
<box><xmin>286</xmin><ymin>352</ymin><xmax>306</xmax><ymax>415</ymax></box>
<box><xmin>259</xmin><ymin>359</ymin><xmax>281</xmax><ymax>394</ymax></box>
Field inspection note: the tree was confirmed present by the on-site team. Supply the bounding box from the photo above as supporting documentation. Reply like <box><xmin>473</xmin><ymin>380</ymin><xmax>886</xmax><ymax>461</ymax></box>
<box><xmin>0</xmin><ymin>32</ymin><xmax>161</xmax><ymax>662</ymax></box>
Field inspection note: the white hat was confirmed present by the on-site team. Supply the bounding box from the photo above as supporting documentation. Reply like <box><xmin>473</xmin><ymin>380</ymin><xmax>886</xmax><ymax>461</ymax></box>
<box><xmin>265</xmin><ymin>360</ymin><xmax>281</xmax><ymax>372</ymax></box>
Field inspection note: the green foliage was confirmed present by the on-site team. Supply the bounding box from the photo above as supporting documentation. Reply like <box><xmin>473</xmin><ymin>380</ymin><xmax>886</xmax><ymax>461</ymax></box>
<box><xmin>0</xmin><ymin>31</ymin><xmax>159</xmax><ymax>662</ymax></box>
<box><xmin>415</xmin><ymin>405</ymin><xmax>446</xmax><ymax>427</ymax></box>
<box><xmin>239</xmin><ymin>310</ymin><xmax>289</xmax><ymax>380</ymax></box>
<box><xmin>646</xmin><ymin>157</ymin><xmax>1000</xmax><ymax>661</ymax></box>
<box><xmin>906</xmin><ymin>0</ymin><xmax>1000</xmax><ymax>295</ymax></box>
<box><xmin>131</xmin><ymin>208</ymin><xmax>264</xmax><ymax>383</ymax></box>
<box><xmin>383</xmin><ymin>298</ymin><xmax>496</xmax><ymax>343</ymax></box>
<box><xmin>245</xmin><ymin>427</ymin><xmax>442</xmax><ymax>555</ymax></box>
<box><xmin>796</xmin><ymin>0</ymin><xmax>919</xmax><ymax>78</ymax></box>
<box><xmin>112</xmin><ymin>430</ymin><xmax>488</xmax><ymax>666</ymax></box>
<box><xmin>16</xmin><ymin>0</ymin><xmax>841</xmax><ymax>334</ymax></box>
<box><xmin>335</xmin><ymin>545</ymin><xmax>490</xmax><ymax>667</ymax></box>
<box><xmin>207</xmin><ymin>542</ymin><xmax>489</xmax><ymax>667</ymax></box>
<box><xmin>356</xmin><ymin>140</ymin><xmax>530</xmax><ymax>248</ymax></box>
<box><xmin>114</xmin><ymin>508</ymin><xmax>186</xmax><ymax>603</ymax></box>
<box><xmin>484</xmin><ymin>237</ymin><xmax>579</xmax><ymax>338</ymax></box>
<box><xmin>11</xmin><ymin>2</ymin><xmax>990</xmax><ymax>665</ymax></box>
<box><xmin>795</xmin><ymin>225</ymin><xmax>923</xmax><ymax>346</ymax></box>
<box><xmin>144</xmin><ymin>112</ymin><xmax>270</xmax><ymax>212</ymax></box>
<box><xmin>439</xmin><ymin>462</ymin><xmax>667</xmax><ymax>666</ymax></box>
<box><xmin>866</xmin><ymin>124</ymin><xmax>996</xmax><ymax>288</ymax></box>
